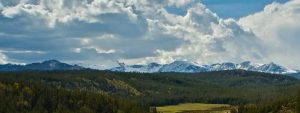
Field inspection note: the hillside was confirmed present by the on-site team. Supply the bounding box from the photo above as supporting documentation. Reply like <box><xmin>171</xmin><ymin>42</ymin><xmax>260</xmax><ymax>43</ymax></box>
<box><xmin>0</xmin><ymin>82</ymin><xmax>145</xmax><ymax>113</ymax></box>
<box><xmin>0</xmin><ymin>70</ymin><xmax>300</xmax><ymax>112</ymax></box>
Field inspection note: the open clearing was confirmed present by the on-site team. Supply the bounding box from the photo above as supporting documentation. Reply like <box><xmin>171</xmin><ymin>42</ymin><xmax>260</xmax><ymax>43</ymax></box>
<box><xmin>155</xmin><ymin>103</ymin><xmax>233</xmax><ymax>113</ymax></box>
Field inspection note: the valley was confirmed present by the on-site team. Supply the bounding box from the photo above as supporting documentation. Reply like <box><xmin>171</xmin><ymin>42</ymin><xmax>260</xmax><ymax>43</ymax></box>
<box><xmin>0</xmin><ymin>70</ymin><xmax>299</xmax><ymax>113</ymax></box>
<box><xmin>2</xmin><ymin>0</ymin><xmax>300</xmax><ymax>112</ymax></box>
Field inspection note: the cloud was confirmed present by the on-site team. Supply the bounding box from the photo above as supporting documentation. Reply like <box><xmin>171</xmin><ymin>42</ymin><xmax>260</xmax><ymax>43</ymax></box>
<box><xmin>239</xmin><ymin>0</ymin><xmax>300</xmax><ymax>69</ymax></box>
<box><xmin>0</xmin><ymin>2</ymin><xmax>3</xmax><ymax>10</ymax></box>
<box><xmin>0</xmin><ymin>0</ymin><xmax>298</xmax><ymax>69</ymax></box>
<box><xmin>76</xmin><ymin>47</ymin><xmax>116</xmax><ymax>54</ymax></box>
<box><xmin>1</xmin><ymin>0</ymin><xmax>139</xmax><ymax>27</ymax></box>
<box><xmin>121</xmin><ymin>3</ymin><xmax>265</xmax><ymax>65</ymax></box>
<box><xmin>0</xmin><ymin>0</ymin><xmax>262</xmax><ymax>67</ymax></box>
<box><xmin>166</xmin><ymin>0</ymin><xmax>194</xmax><ymax>7</ymax></box>
<box><xmin>0</xmin><ymin>52</ymin><xmax>7</xmax><ymax>64</ymax></box>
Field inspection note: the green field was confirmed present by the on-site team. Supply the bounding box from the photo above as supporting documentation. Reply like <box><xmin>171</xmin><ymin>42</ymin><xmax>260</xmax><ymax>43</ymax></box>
<box><xmin>155</xmin><ymin>103</ymin><xmax>233</xmax><ymax>113</ymax></box>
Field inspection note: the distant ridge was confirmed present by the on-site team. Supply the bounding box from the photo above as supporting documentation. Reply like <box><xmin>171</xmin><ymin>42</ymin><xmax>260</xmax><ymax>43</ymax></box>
<box><xmin>0</xmin><ymin>60</ymin><xmax>84</xmax><ymax>71</ymax></box>
<box><xmin>110</xmin><ymin>60</ymin><xmax>298</xmax><ymax>74</ymax></box>
<box><xmin>1</xmin><ymin>60</ymin><xmax>299</xmax><ymax>78</ymax></box>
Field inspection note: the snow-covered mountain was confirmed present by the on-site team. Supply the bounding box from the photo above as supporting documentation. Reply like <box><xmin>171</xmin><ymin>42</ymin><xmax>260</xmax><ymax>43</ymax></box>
<box><xmin>109</xmin><ymin>61</ymin><xmax>297</xmax><ymax>74</ymax></box>
<box><xmin>110</xmin><ymin>62</ymin><xmax>163</xmax><ymax>73</ymax></box>
<box><xmin>209</xmin><ymin>62</ymin><xmax>237</xmax><ymax>71</ymax></box>
<box><xmin>0</xmin><ymin>59</ymin><xmax>297</xmax><ymax>75</ymax></box>
<box><xmin>159</xmin><ymin>61</ymin><xmax>208</xmax><ymax>73</ymax></box>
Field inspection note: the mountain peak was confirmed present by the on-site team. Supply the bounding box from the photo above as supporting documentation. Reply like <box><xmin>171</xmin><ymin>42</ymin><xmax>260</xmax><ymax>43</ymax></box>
<box><xmin>148</xmin><ymin>62</ymin><xmax>161</xmax><ymax>68</ymax></box>
<box><xmin>170</xmin><ymin>60</ymin><xmax>189</xmax><ymax>65</ymax></box>
<box><xmin>240</xmin><ymin>61</ymin><xmax>251</xmax><ymax>65</ymax></box>
<box><xmin>42</xmin><ymin>59</ymin><xmax>61</xmax><ymax>64</ymax></box>
<box><xmin>109</xmin><ymin>61</ymin><xmax>297</xmax><ymax>74</ymax></box>
<box><xmin>159</xmin><ymin>60</ymin><xmax>205</xmax><ymax>73</ymax></box>
<box><xmin>0</xmin><ymin>60</ymin><xmax>84</xmax><ymax>71</ymax></box>
<box><xmin>43</xmin><ymin>60</ymin><xmax>67</xmax><ymax>68</ymax></box>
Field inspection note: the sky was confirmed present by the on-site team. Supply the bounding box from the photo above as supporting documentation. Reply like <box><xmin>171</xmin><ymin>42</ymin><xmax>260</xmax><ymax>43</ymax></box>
<box><xmin>0</xmin><ymin>0</ymin><xmax>300</xmax><ymax>69</ymax></box>
<box><xmin>201</xmin><ymin>0</ymin><xmax>289</xmax><ymax>19</ymax></box>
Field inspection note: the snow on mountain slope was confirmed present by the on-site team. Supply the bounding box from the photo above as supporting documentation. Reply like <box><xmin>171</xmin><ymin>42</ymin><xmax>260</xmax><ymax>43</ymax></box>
<box><xmin>159</xmin><ymin>61</ymin><xmax>207</xmax><ymax>73</ymax></box>
<box><xmin>237</xmin><ymin>61</ymin><xmax>259</xmax><ymax>71</ymax></box>
<box><xmin>255</xmin><ymin>62</ymin><xmax>297</xmax><ymax>74</ymax></box>
<box><xmin>1</xmin><ymin>60</ymin><xmax>295</xmax><ymax>75</ymax></box>
<box><xmin>109</xmin><ymin>60</ymin><xmax>297</xmax><ymax>74</ymax></box>
<box><xmin>110</xmin><ymin>62</ymin><xmax>162</xmax><ymax>73</ymax></box>
<box><xmin>209</xmin><ymin>62</ymin><xmax>237</xmax><ymax>71</ymax></box>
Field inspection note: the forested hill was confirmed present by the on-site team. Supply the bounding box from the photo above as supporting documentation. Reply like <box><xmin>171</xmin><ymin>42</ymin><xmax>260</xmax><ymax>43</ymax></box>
<box><xmin>0</xmin><ymin>82</ymin><xmax>146</xmax><ymax>113</ymax></box>
<box><xmin>0</xmin><ymin>70</ymin><xmax>300</xmax><ymax>113</ymax></box>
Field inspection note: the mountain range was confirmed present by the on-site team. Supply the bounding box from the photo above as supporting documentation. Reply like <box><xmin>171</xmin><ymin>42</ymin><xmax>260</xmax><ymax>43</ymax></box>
<box><xmin>110</xmin><ymin>60</ymin><xmax>299</xmax><ymax>74</ymax></box>
<box><xmin>0</xmin><ymin>60</ymin><xmax>84</xmax><ymax>71</ymax></box>
<box><xmin>0</xmin><ymin>60</ymin><xmax>299</xmax><ymax>77</ymax></box>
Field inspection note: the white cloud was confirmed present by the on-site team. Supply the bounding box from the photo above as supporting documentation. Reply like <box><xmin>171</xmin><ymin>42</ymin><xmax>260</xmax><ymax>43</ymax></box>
<box><xmin>0</xmin><ymin>0</ymin><xmax>298</xmax><ymax>69</ymax></box>
<box><xmin>80</xmin><ymin>47</ymin><xmax>116</xmax><ymax>54</ymax></box>
<box><xmin>239</xmin><ymin>0</ymin><xmax>300</xmax><ymax>69</ymax></box>
<box><xmin>0</xmin><ymin>53</ymin><xmax>7</xmax><ymax>64</ymax></box>
<box><xmin>1</xmin><ymin>0</ymin><xmax>139</xmax><ymax>27</ymax></box>
<box><xmin>0</xmin><ymin>50</ymin><xmax>46</xmax><ymax>54</ymax></box>
<box><xmin>166</xmin><ymin>0</ymin><xmax>193</xmax><ymax>7</ymax></box>
<box><xmin>139</xmin><ymin>3</ymin><xmax>264</xmax><ymax>65</ymax></box>
<box><xmin>0</xmin><ymin>2</ymin><xmax>3</xmax><ymax>10</ymax></box>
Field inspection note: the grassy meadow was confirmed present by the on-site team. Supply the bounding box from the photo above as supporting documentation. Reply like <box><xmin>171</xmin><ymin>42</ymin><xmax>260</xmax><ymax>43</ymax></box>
<box><xmin>155</xmin><ymin>103</ymin><xmax>234</xmax><ymax>113</ymax></box>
